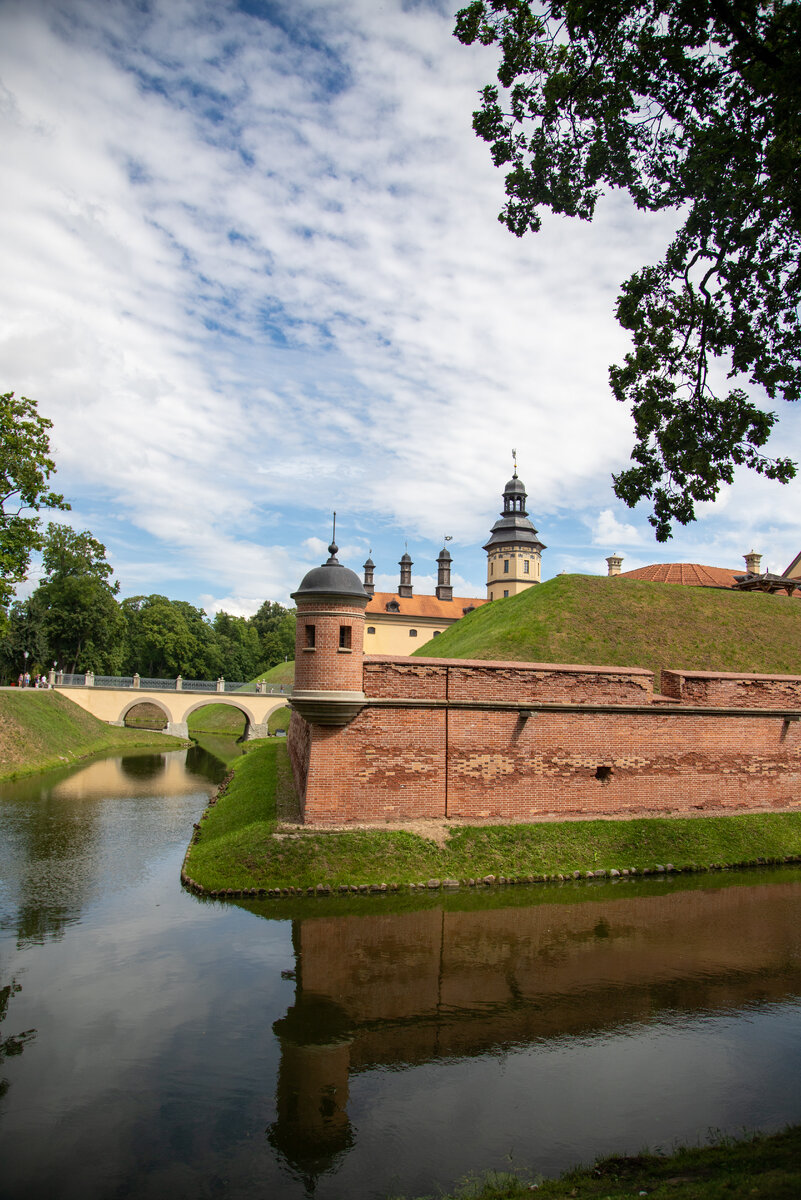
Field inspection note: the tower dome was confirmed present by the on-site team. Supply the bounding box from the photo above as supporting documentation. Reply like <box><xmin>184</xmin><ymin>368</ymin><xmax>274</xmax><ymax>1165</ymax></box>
<box><xmin>292</xmin><ymin>540</ymin><xmax>368</xmax><ymax>602</ymax></box>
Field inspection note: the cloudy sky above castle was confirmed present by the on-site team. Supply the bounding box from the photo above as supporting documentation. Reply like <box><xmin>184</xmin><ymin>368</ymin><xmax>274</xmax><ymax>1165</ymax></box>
<box><xmin>2</xmin><ymin>0</ymin><xmax>799</xmax><ymax>614</ymax></box>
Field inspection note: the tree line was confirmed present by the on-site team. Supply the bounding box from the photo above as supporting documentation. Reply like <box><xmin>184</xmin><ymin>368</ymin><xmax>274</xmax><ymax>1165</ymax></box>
<box><xmin>1</xmin><ymin>390</ymin><xmax>294</xmax><ymax>683</ymax></box>
<box><xmin>1</xmin><ymin>521</ymin><xmax>295</xmax><ymax>682</ymax></box>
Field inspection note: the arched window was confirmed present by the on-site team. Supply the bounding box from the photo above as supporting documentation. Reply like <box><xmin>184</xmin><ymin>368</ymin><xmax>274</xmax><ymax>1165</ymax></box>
<box><xmin>366</xmin><ymin>626</ymin><xmax>376</xmax><ymax>634</ymax></box>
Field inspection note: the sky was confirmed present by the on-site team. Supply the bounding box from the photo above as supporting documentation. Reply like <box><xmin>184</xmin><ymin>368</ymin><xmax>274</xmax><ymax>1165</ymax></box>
<box><xmin>2</xmin><ymin>0</ymin><xmax>799</xmax><ymax>615</ymax></box>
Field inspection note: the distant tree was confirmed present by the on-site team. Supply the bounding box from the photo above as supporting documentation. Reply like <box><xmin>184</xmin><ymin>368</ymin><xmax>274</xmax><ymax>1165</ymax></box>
<box><xmin>212</xmin><ymin>611</ymin><xmax>263</xmax><ymax>682</ymax></box>
<box><xmin>251</xmin><ymin>600</ymin><xmax>296</xmax><ymax>668</ymax></box>
<box><xmin>455</xmin><ymin>1</ymin><xmax>800</xmax><ymax>539</ymax></box>
<box><xmin>121</xmin><ymin>595</ymin><xmax>223</xmax><ymax>679</ymax></box>
<box><xmin>0</xmin><ymin>392</ymin><xmax>69</xmax><ymax>612</ymax></box>
<box><xmin>34</xmin><ymin>524</ymin><xmax>124</xmax><ymax>674</ymax></box>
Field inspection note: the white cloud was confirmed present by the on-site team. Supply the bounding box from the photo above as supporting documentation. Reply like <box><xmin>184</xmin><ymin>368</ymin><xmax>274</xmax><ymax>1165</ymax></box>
<box><xmin>1</xmin><ymin>0</ymin><xmax>797</xmax><ymax>610</ymax></box>
<box><xmin>590</xmin><ymin>509</ymin><xmax>644</xmax><ymax>549</ymax></box>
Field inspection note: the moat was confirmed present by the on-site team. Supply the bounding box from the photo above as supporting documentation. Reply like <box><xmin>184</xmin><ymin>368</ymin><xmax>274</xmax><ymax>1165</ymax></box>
<box><xmin>2</xmin><ymin>744</ymin><xmax>801</xmax><ymax>1200</ymax></box>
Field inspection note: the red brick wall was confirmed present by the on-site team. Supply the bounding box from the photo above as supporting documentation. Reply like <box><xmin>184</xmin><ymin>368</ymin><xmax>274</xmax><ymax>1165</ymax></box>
<box><xmin>294</xmin><ymin>599</ymin><xmax>365</xmax><ymax>694</ymax></box>
<box><xmin>661</xmin><ymin>669</ymin><xmax>801</xmax><ymax>709</ymax></box>
<box><xmin>288</xmin><ymin>656</ymin><xmax>801</xmax><ymax>825</ymax></box>
<box><xmin>365</xmin><ymin>656</ymin><xmax>653</xmax><ymax>704</ymax></box>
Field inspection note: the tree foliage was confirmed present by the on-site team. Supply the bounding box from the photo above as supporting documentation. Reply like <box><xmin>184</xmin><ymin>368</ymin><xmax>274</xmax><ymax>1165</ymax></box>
<box><xmin>455</xmin><ymin>0</ymin><xmax>800</xmax><ymax>538</ymax></box>
<box><xmin>0</xmin><ymin>392</ymin><xmax>69</xmax><ymax>608</ymax></box>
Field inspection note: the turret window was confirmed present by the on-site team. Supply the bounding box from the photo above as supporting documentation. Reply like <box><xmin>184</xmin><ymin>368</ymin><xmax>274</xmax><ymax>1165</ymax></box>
<box><xmin>503</xmin><ymin>559</ymin><xmax>509</xmax><ymax>573</ymax></box>
<box><xmin>304</xmin><ymin>624</ymin><xmax>316</xmax><ymax>649</ymax></box>
<box><xmin>503</xmin><ymin>589</ymin><xmax>509</xmax><ymax>598</ymax></box>
<box><xmin>338</xmin><ymin>625</ymin><xmax>351</xmax><ymax>650</ymax></box>
<box><xmin>523</xmin><ymin>560</ymin><xmax>529</xmax><ymax>574</ymax></box>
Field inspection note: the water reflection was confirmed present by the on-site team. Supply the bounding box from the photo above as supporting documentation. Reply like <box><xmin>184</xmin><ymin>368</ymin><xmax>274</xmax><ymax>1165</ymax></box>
<box><xmin>119</xmin><ymin>753</ymin><xmax>167</xmax><ymax>781</ymax></box>
<box><xmin>268</xmin><ymin>881</ymin><xmax>801</xmax><ymax>1181</ymax></box>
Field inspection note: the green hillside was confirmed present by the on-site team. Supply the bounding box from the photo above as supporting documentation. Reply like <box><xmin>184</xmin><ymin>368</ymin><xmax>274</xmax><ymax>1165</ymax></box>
<box><xmin>413</xmin><ymin>575</ymin><xmax>801</xmax><ymax>680</ymax></box>
<box><xmin>0</xmin><ymin>690</ymin><xmax>185</xmax><ymax>780</ymax></box>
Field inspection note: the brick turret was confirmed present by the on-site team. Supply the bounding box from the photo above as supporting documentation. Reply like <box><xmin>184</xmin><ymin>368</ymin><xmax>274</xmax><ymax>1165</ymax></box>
<box><xmin>289</xmin><ymin>537</ymin><xmax>369</xmax><ymax>726</ymax></box>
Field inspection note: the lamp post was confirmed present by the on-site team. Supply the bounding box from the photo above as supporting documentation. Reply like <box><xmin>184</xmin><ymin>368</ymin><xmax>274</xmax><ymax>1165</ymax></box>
<box><xmin>23</xmin><ymin>649</ymin><xmax>29</xmax><ymax>686</ymax></box>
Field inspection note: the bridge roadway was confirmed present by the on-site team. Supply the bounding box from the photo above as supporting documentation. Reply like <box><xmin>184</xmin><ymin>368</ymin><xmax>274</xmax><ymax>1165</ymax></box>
<box><xmin>53</xmin><ymin>681</ymin><xmax>290</xmax><ymax>739</ymax></box>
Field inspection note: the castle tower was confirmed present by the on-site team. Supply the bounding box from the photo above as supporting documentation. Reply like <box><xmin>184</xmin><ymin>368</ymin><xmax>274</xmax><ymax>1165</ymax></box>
<box><xmin>483</xmin><ymin>466</ymin><xmax>546</xmax><ymax>601</ymax></box>
<box><xmin>289</xmin><ymin>534</ymin><xmax>368</xmax><ymax>726</ymax></box>
<box><xmin>435</xmin><ymin>546</ymin><xmax>453</xmax><ymax>601</ymax></box>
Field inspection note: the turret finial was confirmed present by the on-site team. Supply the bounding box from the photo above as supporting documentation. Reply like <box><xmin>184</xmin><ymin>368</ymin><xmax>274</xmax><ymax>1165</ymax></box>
<box><xmin>326</xmin><ymin>511</ymin><xmax>339</xmax><ymax>563</ymax></box>
<box><xmin>512</xmin><ymin>448</ymin><xmax>518</xmax><ymax>478</ymax></box>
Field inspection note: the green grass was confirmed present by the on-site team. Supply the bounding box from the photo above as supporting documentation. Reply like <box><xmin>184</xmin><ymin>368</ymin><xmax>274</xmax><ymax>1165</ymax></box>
<box><xmin>414</xmin><ymin>575</ymin><xmax>801</xmax><ymax>680</ymax></box>
<box><xmin>257</xmin><ymin>660</ymin><xmax>294</xmax><ymax>688</ymax></box>
<box><xmin>183</xmin><ymin>741</ymin><xmax>801</xmax><ymax>893</ymax></box>
<box><xmin>392</xmin><ymin>1125</ymin><xmax>801</xmax><ymax>1199</ymax></box>
<box><xmin>0</xmin><ymin>689</ymin><xmax>187</xmax><ymax>780</ymax></box>
<box><xmin>187</xmin><ymin>703</ymin><xmax>248</xmax><ymax>735</ymax></box>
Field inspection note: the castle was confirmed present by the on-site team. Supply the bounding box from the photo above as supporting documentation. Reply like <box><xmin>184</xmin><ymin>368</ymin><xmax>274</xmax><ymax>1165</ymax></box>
<box><xmin>286</xmin><ymin>537</ymin><xmax>801</xmax><ymax>827</ymax></box>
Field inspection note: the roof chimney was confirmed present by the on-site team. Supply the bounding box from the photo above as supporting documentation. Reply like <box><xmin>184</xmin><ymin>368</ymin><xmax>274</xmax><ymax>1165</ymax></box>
<box><xmin>435</xmin><ymin>546</ymin><xmax>453</xmax><ymax>601</ymax></box>
<box><xmin>744</xmin><ymin>549</ymin><xmax>762</xmax><ymax>575</ymax></box>
<box><xmin>398</xmin><ymin>552</ymin><xmax>413</xmax><ymax>599</ymax></box>
<box><xmin>362</xmin><ymin>555</ymin><xmax>375</xmax><ymax>597</ymax></box>
<box><xmin>606</xmin><ymin>553</ymin><xmax>623</xmax><ymax>577</ymax></box>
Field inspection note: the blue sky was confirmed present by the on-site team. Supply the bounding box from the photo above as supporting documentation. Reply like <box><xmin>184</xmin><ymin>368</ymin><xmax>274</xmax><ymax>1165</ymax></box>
<box><xmin>2</xmin><ymin>0</ymin><xmax>799</xmax><ymax>614</ymax></box>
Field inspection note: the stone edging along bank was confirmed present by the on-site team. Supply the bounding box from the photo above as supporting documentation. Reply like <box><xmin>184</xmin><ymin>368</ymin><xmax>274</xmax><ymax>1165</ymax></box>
<box><xmin>179</xmin><ymin>853</ymin><xmax>801</xmax><ymax>902</ymax></box>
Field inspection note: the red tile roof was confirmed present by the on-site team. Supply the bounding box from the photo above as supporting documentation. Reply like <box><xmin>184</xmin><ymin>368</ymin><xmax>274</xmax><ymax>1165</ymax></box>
<box><xmin>365</xmin><ymin>591</ymin><xmax>487</xmax><ymax>621</ymax></box>
<box><xmin>616</xmin><ymin>563</ymin><xmax>740</xmax><ymax>588</ymax></box>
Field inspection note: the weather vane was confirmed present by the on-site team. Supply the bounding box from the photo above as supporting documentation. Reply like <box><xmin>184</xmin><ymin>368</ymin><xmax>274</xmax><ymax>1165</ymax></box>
<box><xmin>512</xmin><ymin>448</ymin><xmax>518</xmax><ymax>476</ymax></box>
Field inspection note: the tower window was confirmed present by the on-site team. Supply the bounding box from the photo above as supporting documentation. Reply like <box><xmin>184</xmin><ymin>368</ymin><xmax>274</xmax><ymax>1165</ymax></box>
<box><xmin>523</xmin><ymin>560</ymin><xmax>529</xmax><ymax>574</ymax></box>
<box><xmin>339</xmin><ymin>625</ymin><xmax>351</xmax><ymax>649</ymax></box>
<box><xmin>490</xmin><ymin>562</ymin><xmax>494</xmax><ymax>576</ymax></box>
<box><xmin>304</xmin><ymin>624</ymin><xmax>315</xmax><ymax>649</ymax></box>
<box><xmin>503</xmin><ymin>560</ymin><xmax>509</xmax><ymax>573</ymax></box>
<box><xmin>503</xmin><ymin>589</ymin><xmax>509</xmax><ymax>598</ymax></box>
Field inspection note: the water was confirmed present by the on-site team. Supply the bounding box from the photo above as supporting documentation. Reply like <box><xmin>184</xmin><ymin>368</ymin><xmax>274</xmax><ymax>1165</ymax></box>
<box><xmin>2</xmin><ymin>745</ymin><xmax>801</xmax><ymax>1199</ymax></box>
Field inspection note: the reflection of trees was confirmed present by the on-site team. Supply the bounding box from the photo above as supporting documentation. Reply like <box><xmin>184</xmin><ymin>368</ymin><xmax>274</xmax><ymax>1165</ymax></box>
<box><xmin>0</xmin><ymin>981</ymin><xmax>36</xmax><ymax>1103</ymax></box>
<box><xmin>119</xmin><ymin>753</ymin><xmax>166</xmax><ymax>781</ymax></box>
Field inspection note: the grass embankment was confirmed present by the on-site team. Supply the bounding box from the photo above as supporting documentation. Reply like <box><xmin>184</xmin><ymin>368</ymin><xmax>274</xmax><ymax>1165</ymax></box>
<box><xmin>0</xmin><ymin>690</ymin><xmax>186</xmax><ymax>781</ymax></box>
<box><xmin>395</xmin><ymin>1126</ymin><xmax>801</xmax><ymax>1200</ymax></box>
<box><xmin>186</xmin><ymin>661</ymin><xmax>293</xmax><ymax>736</ymax></box>
<box><xmin>182</xmin><ymin>741</ymin><xmax>801</xmax><ymax>894</ymax></box>
<box><xmin>416</xmin><ymin>575</ymin><xmax>801</xmax><ymax>679</ymax></box>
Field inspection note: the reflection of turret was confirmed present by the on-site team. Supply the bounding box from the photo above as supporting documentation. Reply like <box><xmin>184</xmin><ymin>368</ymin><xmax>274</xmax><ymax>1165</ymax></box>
<box><xmin>268</xmin><ymin>994</ymin><xmax>354</xmax><ymax>1182</ymax></box>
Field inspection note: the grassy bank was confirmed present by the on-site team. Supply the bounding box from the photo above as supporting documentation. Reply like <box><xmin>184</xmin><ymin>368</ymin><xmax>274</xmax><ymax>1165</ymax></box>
<box><xmin>182</xmin><ymin>742</ymin><xmax>801</xmax><ymax>894</ymax></box>
<box><xmin>393</xmin><ymin>1125</ymin><xmax>801</xmax><ymax>1199</ymax></box>
<box><xmin>415</xmin><ymin>574</ymin><xmax>801</xmax><ymax>679</ymax></box>
<box><xmin>0</xmin><ymin>689</ymin><xmax>187</xmax><ymax>781</ymax></box>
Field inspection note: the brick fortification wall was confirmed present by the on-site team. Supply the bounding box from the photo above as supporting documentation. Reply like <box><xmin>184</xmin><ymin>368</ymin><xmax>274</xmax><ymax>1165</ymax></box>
<box><xmin>288</xmin><ymin>655</ymin><xmax>801</xmax><ymax>825</ymax></box>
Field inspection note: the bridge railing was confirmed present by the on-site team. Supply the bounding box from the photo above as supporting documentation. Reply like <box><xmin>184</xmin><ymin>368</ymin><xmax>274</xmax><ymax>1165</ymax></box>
<box><xmin>53</xmin><ymin>672</ymin><xmax>291</xmax><ymax>695</ymax></box>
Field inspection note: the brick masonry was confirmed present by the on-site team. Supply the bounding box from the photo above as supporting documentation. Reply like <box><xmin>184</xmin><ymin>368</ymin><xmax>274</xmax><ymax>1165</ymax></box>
<box><xmin>290</xmin><ymin>655</ymin><xmax>801</xmax><ymax>825</ymax></box>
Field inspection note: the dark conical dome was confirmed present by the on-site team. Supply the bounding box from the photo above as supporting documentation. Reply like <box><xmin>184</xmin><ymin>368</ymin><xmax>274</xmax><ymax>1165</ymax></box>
<box><xmin>292</xmin><ymin>541</ymin><xmax>368</xmax><ymax>602</ymax></box>
<box><xmin>399</xmin><ymin>552</ymin><xmax>412</xmax><ymax>563</ymax></box>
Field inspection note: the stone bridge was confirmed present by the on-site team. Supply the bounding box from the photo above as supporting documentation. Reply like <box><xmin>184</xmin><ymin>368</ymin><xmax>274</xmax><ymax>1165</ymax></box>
<box><xmin>52</xmin><ymin>674</ymin><xmax>289</xmax><ymax>739</ymax></box>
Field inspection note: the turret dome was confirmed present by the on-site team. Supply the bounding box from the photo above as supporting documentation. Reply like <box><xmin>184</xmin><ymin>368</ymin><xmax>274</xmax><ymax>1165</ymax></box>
<box><xmin>291</xmin><ymin>541</ymin><xmax>368</xmax><ymax>602</ymax></box>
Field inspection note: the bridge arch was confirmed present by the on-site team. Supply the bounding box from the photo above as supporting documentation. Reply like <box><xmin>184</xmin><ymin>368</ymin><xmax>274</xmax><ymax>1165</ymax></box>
<box><xmin>120</xmin><ymin>697</ymin><xmax>173</xmax><ymax>727</ymax></box>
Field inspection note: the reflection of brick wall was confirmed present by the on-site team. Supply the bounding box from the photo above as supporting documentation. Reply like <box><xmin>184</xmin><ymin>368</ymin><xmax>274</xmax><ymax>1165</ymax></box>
<box><xmin>289</xmin><ymin>656</ymin><xmax>801</xmax><ymax>824</ymax></box>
